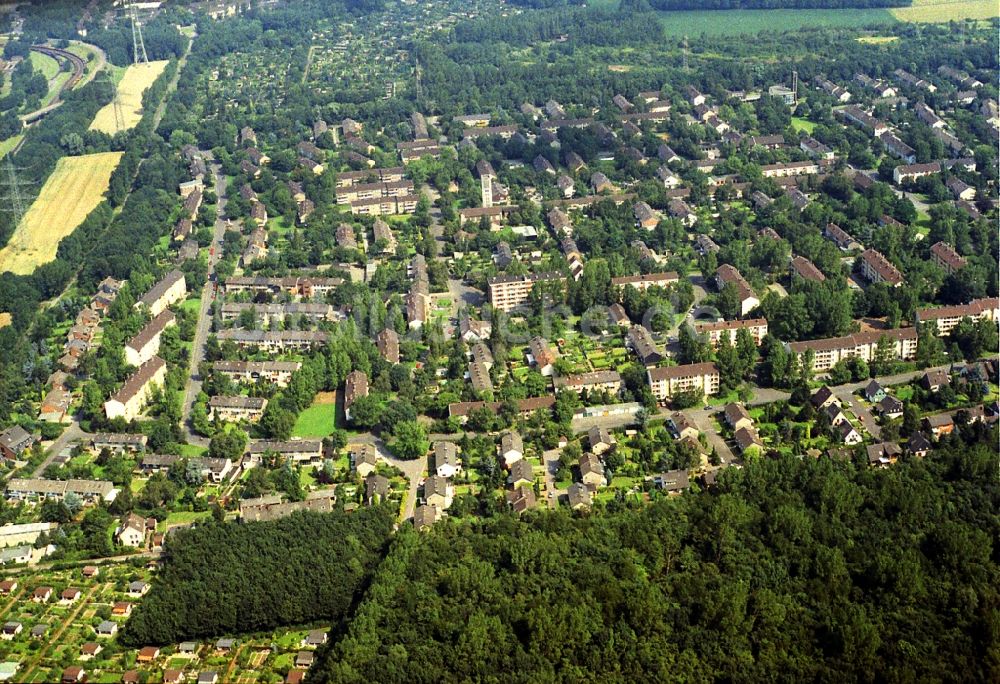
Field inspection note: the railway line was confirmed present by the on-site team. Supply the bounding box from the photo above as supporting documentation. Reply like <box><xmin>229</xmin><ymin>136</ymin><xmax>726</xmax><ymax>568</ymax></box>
<box><xmin>21</xmin><ymin>44</ymin><xmax>87</xmax><ymax>123</ymax></box>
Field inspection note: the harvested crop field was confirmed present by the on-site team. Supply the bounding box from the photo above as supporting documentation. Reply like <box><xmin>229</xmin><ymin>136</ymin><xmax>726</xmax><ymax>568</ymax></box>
<box><xmin>891</xmin><ymin>0</ymin><xmax>998</xmax><ymax>22</ymax></box>
<box><xmin>89</xmin><ymin>59</ymin><xmax>168</xmax><ymax>134</ymax></box>
<box><xmin>0</xmin><ymin>152</ymin><xmax>123</xmax><ymax>274</ymax></box>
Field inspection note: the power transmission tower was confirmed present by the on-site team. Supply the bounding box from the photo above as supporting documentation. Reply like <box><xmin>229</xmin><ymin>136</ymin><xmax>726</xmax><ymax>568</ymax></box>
<box><xmin>99</xmin><ymin>71</ymin><xmax>124</xmax><ymax>131</ymax></box>
<box><xmin>128</xmin><ymin>1</ymin><xmax>148</xmax><ymax>65</ymax></box>
<box><xmin>0</xmin><ymin>158</ymin><xmax>35</xmax><ymax>227</ymax></box>
<box><xmin>682</xmin><ymin>35</ymin><xmax>689</xmax><ymax>71</ymax></box>
<box><xmin>414</xmin><ymin>58</ymin><xmax>423</xmax><ymax>103</ymax></box>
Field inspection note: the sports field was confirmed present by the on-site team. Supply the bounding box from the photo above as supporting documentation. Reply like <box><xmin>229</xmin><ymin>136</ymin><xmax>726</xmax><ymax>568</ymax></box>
<box><xmin>0</xmin><ymin>152</ymin><xmax>123</xmax><ymax>274</ymax></box>
<box><xmin>89</xmin><ymin>59</ymin><xmax>168</xmax><ymax>134</ymax></box>
<box><xmin>891</xmin><ymin>0</ymin><xmax>998</xmax><ymax>22</ymax></box>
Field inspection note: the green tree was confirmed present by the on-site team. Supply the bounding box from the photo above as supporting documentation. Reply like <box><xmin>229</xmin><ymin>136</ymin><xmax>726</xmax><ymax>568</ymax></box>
<box><xmin>388</xmin><ymin>421</ymin><xmax>428</xmax><ymax>460</ymax></box>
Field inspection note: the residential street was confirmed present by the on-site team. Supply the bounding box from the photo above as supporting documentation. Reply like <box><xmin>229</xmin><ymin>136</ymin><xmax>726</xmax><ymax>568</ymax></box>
<box><xmin>347</xmin><ymin>434</ymin><xmax>427</xmax><ymax>521</ymax></box>
<box><xmin>31</xmin><ymin>421</ymin><xmax>88</xmax><ymax>477</ymax></box>
<box><xmin>181</xmin><ymin>159</ymin><xmax>229</xmax><ymax>445</ymax></box>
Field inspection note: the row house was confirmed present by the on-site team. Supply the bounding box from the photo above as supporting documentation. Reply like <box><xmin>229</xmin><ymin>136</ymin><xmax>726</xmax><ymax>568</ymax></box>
<box><xmin>626</xmin><ymin>325</ymin><xmax>664</xmax><ymax>366</ymax></box>
<box><xmin>104</xmin><ymin>356</ymin><xmax>167</xmax><ymax>422</ymax></box>
<box><xmin>344</xmin><ymin>370</ymin><xmax>369</xmax><ymax>422</ymax></box>
<box><xmin>552</xmin><ymin>370</ymin><xmax>623</xmax><ymax>396</ymax></box>
<box><xmin>462</xmin><ymin>125</ymin><xmax>517</xmax><ymax>140</ymax></box>
<box><xmin>215</xmin><ymin>330</ymin><xmax>330</xmax><ymax>353</ymax></box>
<box><xmin>715</xmin><ymin>264</ymin><xmax>760</xmax><ymax>316</ymax></box>
<box><xmin>208</xmin><ymin>396</ymin><xmax>267</xmax><ymax>423</ymax></box>
<box><xmin>246</xmin><ymin>440</ymin><xmax>323</xmax><ymax>465</ymax></box>
<box><xmin>336</xmin><ymin>167</ymin><xmax>405</xmax><ymax>188</ymax></box>
<box><xmin>6</xmin><ymin>478</ymin><xmax>116</xmax><ymax>504</ymax></box>
<box><xmin>376</xmin><ymin>328</ymin><xmax>400</xmax><ymax>364</ymax></box>
<box><xmin>468</xmin><ymin>361</ymin><xmax>493</xmax><ymax>395</ymax></box>
<box><xmin>448</xmin><ymin>396</ymin><xmax>555</xmax><ymax>423</ymax></box>
<box><xmin>800</xmin><ymin>137</ymin><xmax>834</xmax><ymax>160</ymax></box>
<box><xmin>789</xmin><ymin>255</ymin><xmax>826</xmax><ymax>283</ymax></box>
<box><xmin>527</xmin><ymin>336</ymin><xmax>557</xmax><ymax>376</ymax></box>
<box><xmin>335</xmin><ymin>180</ymin><xmax>414</xmax><ymax>204</ymax></box>
<box><xmin>91</xmin><ymin>433</ymin><xmax>147</xmax><ymax>453</ymax></box>
<box><xmin>633</xmin><ymin>201</ymin><xmax>660</xmax><ymax>229</ymax></box>
<box><xmin>893</xmin><ymin>68</ymin><xmax>936</xmax><ymax>93</ymax></box>
<box><xmin>335</xmin><ymin>224</ymin><xmax>357</xmax><ymax>249</ymax></box>
<box><xmin>224</xmin><ymin>276</ymin><xmax>343</xmax><ymax>299</ymax></box>
<box><xmin>839</xmin><ymin>106</ymin><xmax>890</xmax><ymax>136</ymax></box>
<box><xmin>786</xmin><ymin>328</ymin><xmax>918</xmax><ymax>373</ymax></box>
<box><xmin>611</xmin><ymin>272</ymin><xmax>679</xmax><ymax>292</ymax></box>
<box><xmin>825</xmin><ymin>222</ymin><xmax>862</xmax><ymax>252</ymax></box>
<box><xmin>212</xmin><ymin>361</ymin><xmax>301</xmax><ymax>387</ymax></box>
<box><xmin>349</xmin><ymin>194</ymin><xmax>420</xmax><ymax>216</ymax></box>
<box><xmin>759</xmin><ymin>160</ymin><xmax>825</xmax><ymax>178</ymax></box>
<box><xmin>854</xmin><ymin>74</ymin><xmax>896</xmax><ymax>98</ymax></box>
<box><xmin>915</xmin><ymin>298</ymin><xmax>999</xmax><ymax>336</ymax></box>
<box><xmin>372</xmin><ymin>218</ymin><xmax>396</xmax><ymax>253</ymax></box>
<box><xmin>219</xmin><ymin>302</ymin><xmax>338</xmax><ymax>325</ymax></box>
<box><xmin>453</xmin><ymin>113</ymin><xmax>491</xmax><ymax>127</ymax></box>
<box><xmin>879</xmin><ymin>132</ymin><xmax>916</xmax><ymax>164</ymax></box>
<box><xmin>241</xmin><ymin>495</ymin><xmax>334</xmax><ymax>523</ymax></box>
<box><xmin>647</xmin><ymin>362</ymin><xmax>721</xmax><ymax>403</ymax></box>
<box><xmin>487</xmin><ymin>272</ymin><xmax>566</xmax><ymax>312</ymax></box>
<box><xmin>693</xmin><ymin>318</ymin><xmax>768</xmax><ymax>347</ymax></box>
<box><xmin>242</xmin><ymin>227</ymin><xmax>267</xmax><ymax>266</ymax></box>
<box><xmin>893</xmin><ymin>161</ymin><xmax>940</xmax><ymax>184</ymax></box>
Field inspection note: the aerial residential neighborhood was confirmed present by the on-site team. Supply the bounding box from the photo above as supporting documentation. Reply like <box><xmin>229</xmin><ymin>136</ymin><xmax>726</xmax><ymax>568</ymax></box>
<box><xmin>0</xmin><ymin>0</ymin><xmax>993</xmax><ymax>680</ymax></box>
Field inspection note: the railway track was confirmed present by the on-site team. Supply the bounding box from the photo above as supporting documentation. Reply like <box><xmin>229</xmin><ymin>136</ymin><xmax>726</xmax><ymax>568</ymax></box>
<box><xmin>29</xmin><ymin>44</ymin><xmax>86</xmax><ymax>93</ymax></box>
<box><xmin>20</xmin><ymin>45</ymin><xmax>88</xmax><ymax>123</ymax></box>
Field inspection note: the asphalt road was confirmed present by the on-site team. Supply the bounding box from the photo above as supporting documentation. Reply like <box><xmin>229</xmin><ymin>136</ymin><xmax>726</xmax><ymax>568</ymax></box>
<box><xmin>181</xmin><ymin>159</ymin><xmax>228</xmax><ymax>445</ymax></box>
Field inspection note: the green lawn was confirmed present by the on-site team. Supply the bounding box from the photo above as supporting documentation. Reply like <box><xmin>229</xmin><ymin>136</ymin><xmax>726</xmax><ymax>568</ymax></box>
<box><xmin>292</xmin><ymin>402</ymin><xmax>336</xmax><ymax>438</ymax></box>
<box><xmin>178</xmin><ymin>443</ymin><xmax>208</xmax><ymax>457</ymax></box>
<box><xmin>0</xmin><ymin>134</ymin><xmax>23</xmax><ymax>160</ymax></box>
<box><xmin>791</xmin><ymin>117</ymin><xmax>817</xmax><ymax>134</ymax></box>
<box><xmin>157</xmin><ymin>510</ymin><xmax>211</xmax><ymax>532</ymax></box>
<box><xmin>29</xmin><ymin>51</ymin><xmax>60</xmax><ymax>80</ymax></box>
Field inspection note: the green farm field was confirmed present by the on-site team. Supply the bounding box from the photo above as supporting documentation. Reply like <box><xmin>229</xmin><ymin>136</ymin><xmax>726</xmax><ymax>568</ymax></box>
<box><xmin>656</xmin><ymin>8</ymin><xmax>896</xmax><ymax>36</ymax></box>
<box><xmin>592</xmin><ymin>0</ymin><xmax>997</xmax><ymax>37</ymax></box>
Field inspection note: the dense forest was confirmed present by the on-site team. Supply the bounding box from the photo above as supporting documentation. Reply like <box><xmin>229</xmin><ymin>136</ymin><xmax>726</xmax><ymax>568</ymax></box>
<box><xmin>120</xmin><ymin>506</ymin><xmax>395</xmax><ymax>646</ymax></box>
<box><xmin>636</xmin><ymin>0</ymin><xmax>910</xmax><ymax>9</ymax></box>
<box><xmin>312</xmin><ymin>430</ymin><xmax>998</xmax><ymax>682</ymax></box>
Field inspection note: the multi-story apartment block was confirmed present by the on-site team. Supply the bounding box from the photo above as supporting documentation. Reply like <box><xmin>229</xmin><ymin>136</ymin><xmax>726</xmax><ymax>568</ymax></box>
<box><xmin>693</xmin><ymin>318</ymin><xmax>769</xmax><ymax>347</ymax></box>
<box><xmin>104</xmin><ymin>357</ymin><xmax>167</xmax><ymax>422</ymax></box>
<box><xmin>647</xmin><ymin>363</ymin><xmax>720</xmax><ymax>403</ymax></box>
<box><xmin>915</xmin><ymin>298</ymin><xmax>999</xmax><ymax>336</ymax></box>
<box><xmin>786</xmin><ymin>328</ymin><xmax>918</xmax><ymax>372</ymax></box>
<box><xmin>487</xmin><ymin>273</ymin><xmax>566</xmax><ymax>312</ymax></box>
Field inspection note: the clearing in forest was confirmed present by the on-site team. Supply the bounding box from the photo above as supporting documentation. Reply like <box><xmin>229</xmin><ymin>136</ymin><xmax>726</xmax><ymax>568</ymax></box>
<box><xmin>891</xmin><ymin>0</ymin><xmax>999</xmax><ymax>22</ymax></box>
<box><xmin>0</xmin><ymin>152</ymin><xmax>123</xmax><ymax>274</ymax></box>
<box><xmin>89</xmin><ymin>59</ymin><xmax>168</xmax><ymax>134</ymax></box>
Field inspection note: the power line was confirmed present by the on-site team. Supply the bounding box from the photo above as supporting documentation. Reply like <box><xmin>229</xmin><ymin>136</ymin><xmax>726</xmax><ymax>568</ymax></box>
<box><xmin>128</xmin><ymin>1</ymin><xmax>148</xmax><ymax>65</ymax></box>
<box><xmin>0</xmin><ymin>158</ymin><xmax>35</xmax><ymax>227</ymax></box>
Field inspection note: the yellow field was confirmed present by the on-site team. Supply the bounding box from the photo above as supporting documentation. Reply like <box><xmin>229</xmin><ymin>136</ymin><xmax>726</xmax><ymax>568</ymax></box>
<box><xmin>89</xmin><ymin>60</ymin><xmax>168</xmax><ymax>134</ymax></box>
<box><xmin>0</xmin><ymin>313</ymin><xmax>11</xmax><ymax>329</ymax></box>
<box><xmin>891</xmin><ymin>0</ymin><xmax>999</xmax><ymax>22</ymax></box>
<box><xmin>856</xmin><ymin>35</ymin><xmax>899</xmax><ymax>44</ymax></box>
<box><xmin>0</xmin><ymin>152</ymin><xmax>123</xmax><ymax>274</ymax></box>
